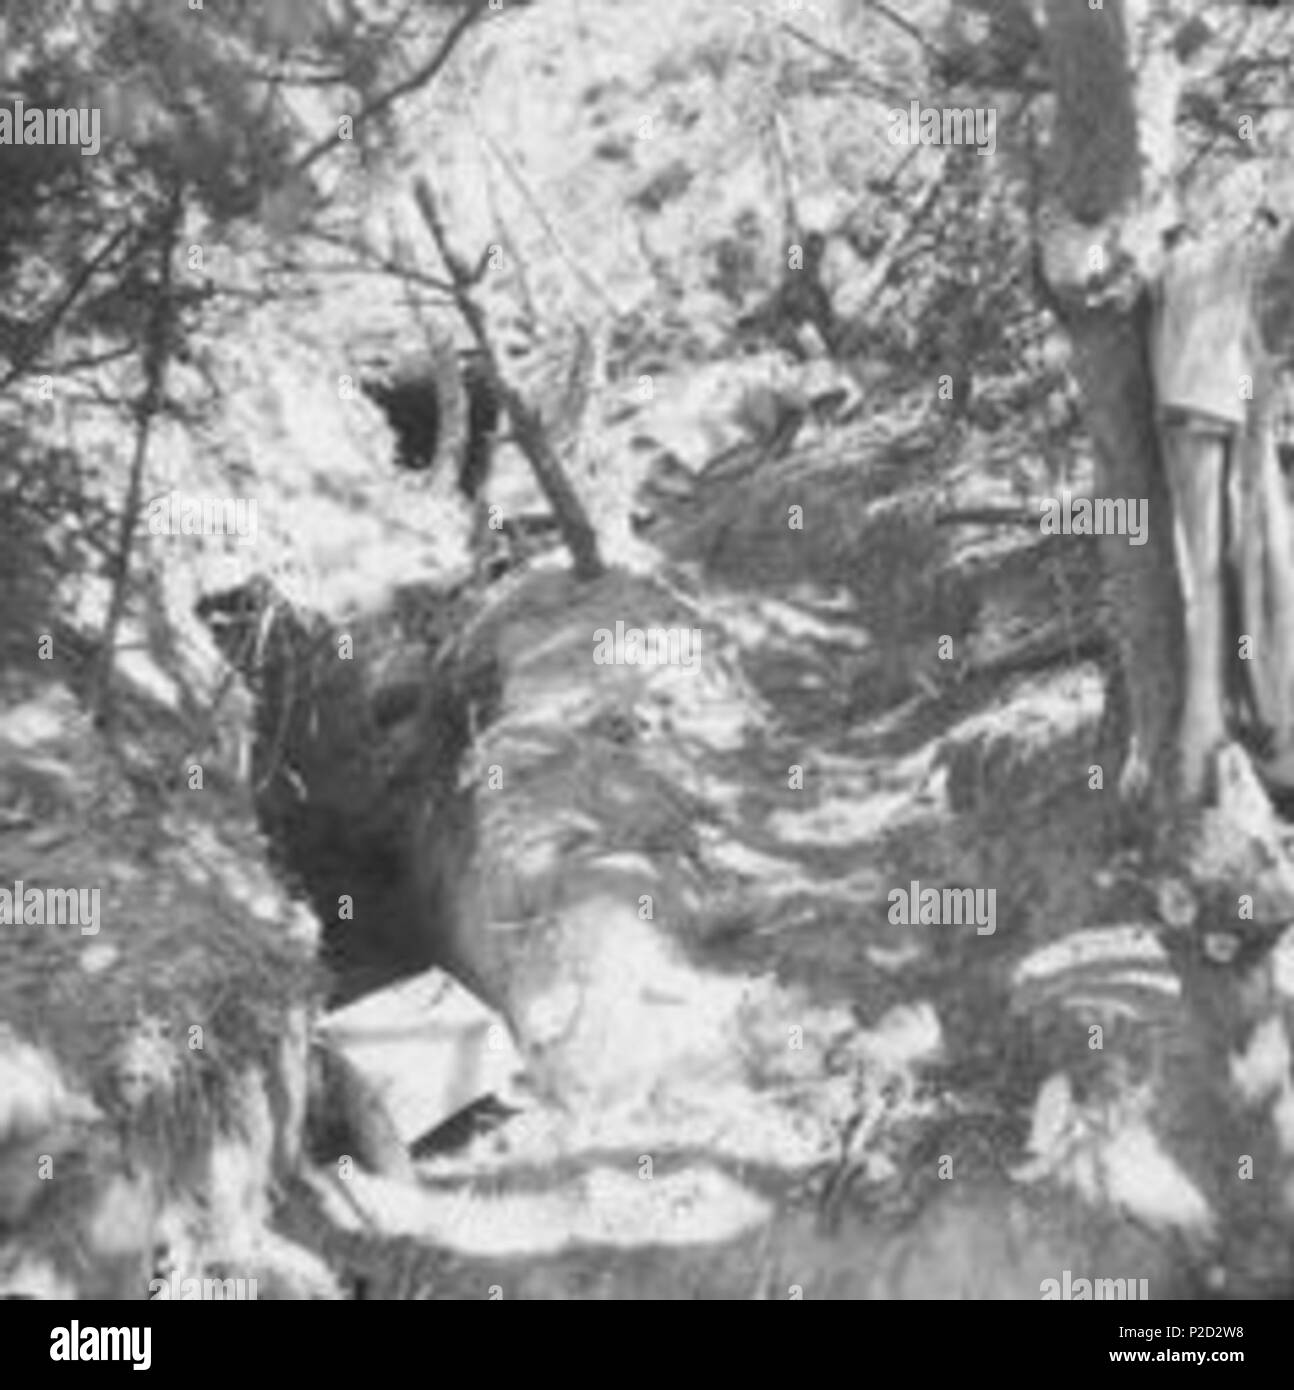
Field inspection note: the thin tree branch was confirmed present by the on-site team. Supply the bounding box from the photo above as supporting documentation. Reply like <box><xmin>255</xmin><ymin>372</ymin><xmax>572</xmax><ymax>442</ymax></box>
<box><xmin>475</xmin><ymin>123</ymin><xmax>619</xmax><ymax>316</ymax></box>
<box><xmin>862</xmin><ymin>0</ymin><xmax>951</xmax><ymax>68</ymax></box>
<box><xmin>307</xmin><ymin>225</ymin><xmax>459</xmax><ymax>294</ymax></box>
<box><xmin>935</xmin><ymin>506</ymin><xmax>1040</xmax><ymax>527</ymax></box>
<box><xmin>411</xmin><ymin>175</ymin><xmax>603</xmax><ymax>581</ymax></box>
<box><xmin>291</xmin><ymin>0</ymin><xmax>491</xmax><ymax>178</ymax></box>
<box><xmin>0</xmin><ymin>223</ymin><xmax>137</xmax><ymax>394</ymax></box>
<box><xmin>93</xmin><ymin>190</ymin><xmax>183</xmax><ymax>728</ymax></box>
<box><xmin>777</xmin><ymin>21</ymin><xmax>909</xmax><ymax>105</ymax></box>
<box><xmin>29</xmin><ymin>345</ymin><xmax>140</xmax><ymax>376</ymax></box>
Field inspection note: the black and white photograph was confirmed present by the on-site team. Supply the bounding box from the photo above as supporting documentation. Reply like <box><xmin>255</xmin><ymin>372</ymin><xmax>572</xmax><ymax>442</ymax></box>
<box><xmin>2</xmin><ymin>0</ymin><xmax>1294</xmax><ymax>1348</ymax></box>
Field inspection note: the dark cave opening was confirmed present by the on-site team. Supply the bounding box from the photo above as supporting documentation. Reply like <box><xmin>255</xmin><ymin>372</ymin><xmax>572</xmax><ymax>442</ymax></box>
<box><xmin>361</xmin><ymin>353</ymin><xmax>499</xmax><ymax>501</ymax></box>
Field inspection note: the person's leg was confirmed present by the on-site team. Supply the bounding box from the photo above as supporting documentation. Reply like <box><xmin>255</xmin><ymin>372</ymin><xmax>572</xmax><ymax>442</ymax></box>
<box><xmin>1161</xmin><ymin>419</ymin><xmax>1231</xmax><ymax>801</ymax></box>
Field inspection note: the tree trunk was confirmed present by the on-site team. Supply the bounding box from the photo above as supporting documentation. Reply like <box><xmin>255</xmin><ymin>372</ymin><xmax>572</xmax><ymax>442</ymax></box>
<box><xmin>1037</xmin><ymin>0</ymin><xmax>1185</xmax><ymax>815</ymax></box>
<box><xmin>1036</xmin><ymin>0</ymin><xmax>1294</xmax><ymax>838</ymax></box>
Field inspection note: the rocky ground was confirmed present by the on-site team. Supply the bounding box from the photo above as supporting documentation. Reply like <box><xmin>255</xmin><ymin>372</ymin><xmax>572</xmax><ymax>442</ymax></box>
<box><xmin>7</xmin><ymin>392</ymin><xmax>1294</xmax><ymax>1299</ymax></box>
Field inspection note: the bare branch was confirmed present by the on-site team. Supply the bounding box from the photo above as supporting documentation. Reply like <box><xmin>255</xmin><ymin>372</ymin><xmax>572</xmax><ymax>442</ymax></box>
<box><xmin>411</xmin><ymin>175</ymin><xmax>603</xmax><ymax>581</ymax></box>
<box><xmin>291</xmin><ymin>0</ymin><xmax>492</xmax><ymax>178</ymax></box>
<box><xmin>934</xmin><ymin>506</ymin><xmax>1040</xmax><ymax>527</ymax></box>
<box><xmin>475</xmin><ymin>124</ymin><xmax>619</xmax><ymax>315</ymax></box>
<box><xmin>92</xmin><ymin>191</ymin><xmax>183</xmax><ymax>728</ymax></box>
<box><xmin>307</xmin><ymin>225</ymin><xmax>458</xmax><ymax>295</ymax></box>
<box><xmin>777</xmin><ymin>22</ymin><xmax>909</xmax><ymax>106</ymax></box>
<box><xmin>862</xmin><ymin>0</ymin><xmax>951</xmax><ymax>68</ymax></box>
<box><xmin>0</xmin><ymin>223</ymin><xmax>137</xmax><ymax>394</ymax></box>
